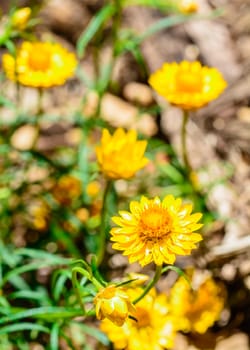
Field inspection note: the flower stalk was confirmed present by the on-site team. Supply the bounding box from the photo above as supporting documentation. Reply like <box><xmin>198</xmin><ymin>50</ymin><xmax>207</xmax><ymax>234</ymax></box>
<box><xmin>72</xmin><ymin>265</ymin><xmax>103</xmax><ymax>313</ymax></box>
<box><xmin>97</xmin><ymin>179</ymin><xmax>113</xmax><ymax>265</ymax></box>
<box><xmin>133</xmin><ymin>264</ymin><xmax>162</xmax><ymax>304</ymax></box>
<box><xmin>37</xmin><ymin>87</ymin><xmax>44</xmax><ymax>115</ymax></box>
<box><xmin>181</xmin><ymin>109</ymin><xmax>191</xmax><ymax>174</ymax></box>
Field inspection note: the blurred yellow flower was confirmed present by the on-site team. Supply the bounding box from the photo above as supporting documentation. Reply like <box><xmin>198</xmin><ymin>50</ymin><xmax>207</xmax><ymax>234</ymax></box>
<box><xmin>94</xmin><ymin>285</ymin><xmax>136</xmax><ymax>326</ymax></box>
<box><xmin>76</xmin><ymin>207</ymin><xmax>89</xmax><ymax>223</ymax></box>
<box><xmin>29</xmin><ymin>200</ymin><xmax>49</xmax><ymax>231</ymax></box>
<box><xmin>101</xmin><ymin>287</ymin><xmax>177</xmax><ymax>350</ymax></box>
<box><xmin>111</xmin><ymin>195</ymin><xmax>203</xmax><ymax>266</ymax></box>
<box><xmin>11</xmin><ymin>7</ymin><xmax>31</xmax><ymax>30</ymax></box>
<box><xmin>149</xmin><ymin>61</ymin><xmax>227</xmax><ymax>110</ymax></box>
<box><xmin>52</xmin><ymin>175</ymin><xmax>81</xmax><ymax>205</ymax></box>
<box><xmin>3</xmin><ymin>41</ymin><xmax>77</xmax><ymax>88</ymax></box>
<box><xmin>96</xmin><ymin>128</ymin><xmax>148</xmax><ymax>180</ymax></box>
<box><xmin>86</xmin><ymin>181</ymin><xmax>101</xmax><ymax>197</ymax></box>
<box><xmin>178</xmin><ymin>0</ymin><xmax>198</xmax><ymax>13</ymax></box>
<box><xmin>170</xmin><ymin>270</ymin><xmax>225</xmax><ymax>333</ymax></box>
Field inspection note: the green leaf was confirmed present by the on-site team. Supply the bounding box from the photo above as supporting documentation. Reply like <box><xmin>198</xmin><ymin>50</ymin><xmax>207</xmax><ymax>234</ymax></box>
<box><xmin>14</xmin><ymin>248</ymin><xmax>71</xmax><ymax>265</ymax></box>
<box><xmin>16</xmin><ymin>339</ymin><xmax>30</xmax><ymax>350</ymax></box>
<box><xmin>0</xmin><ymin>307</ymin><xmax>83</xmax><ymax>325</ymax></box>
<box><xmin>121</xmin><ymin>0</ymin><xmax>176</xmax><ymax>11</ymax></box>
<box><xmin>0</xmin><ymin>306</ymin><xmax>11</xmax><ymax>315</ymax></box>
<box><xmin>50</xmin><ymin>222</ymin><xmax>81</xmax><ymax>257</ymax></box>
<box><xmin>50</xmin><ymin>323</ymin><xmax>60</xmax><ymax>350</ymax></box>
<box><xmin>0</xmin><ymin>297</ymin><xmax>10</xmax><ymax>308</ymax></box>
<box><xmin>9</xmin><ymin>289</ymin><xmax>50</xmax><ymax>304</ymax></box>
<box><xmin>0</xmin><ymin>323</ymin><xmax>50</xmax><ymax>335</ymax></box>
<box><xmin>96</xmin><ymin>63</ymin><xmax>113</xmax><ymax>94</ymax></box>
<box><xmin>0</xmin><ymin>241</ymin><xmax>21</xmax><ymax>267</ymax></box>
<box><xmin>90</xmin><ymin>256</ymin><xmax>107</xmax><ymax>287</ymax></box>
<box><xmin>77</xmin><ymin>3</ymin><xmax>116</xmax><ymax>58</ymax></box>
<box><xmin>52</xmin><ymin>270</ymin><xmax>71</xmax><ymax>302</ymax></box>
<box><xmin>158</xmin><ymin>163</ymin><xmax>184</xmax><ymax>183</ymax></box>
<box><xmin>72</xmin><ymin>322</ymin><xmax>109</xmax><ymax>346</ymax></box>
<box><xmin>0</xmin><ymin>95</ymin><xmax>15</xmax><ymax>108</ymax></box>
<box><xmin>8</xmin><ymin>275</ymin><xmax>31</xmax><ymax>291</ymax></box>
<box><xmin>137</xmin><ymin>14</ymin><xmax>189</xmax><ymax>43</ymax></box>
<box><xmin>76</xmin><ymin>66</ymin><xmax>94</xmax><ymax>89</ymax></box>
<box><xmin>138</xmin><ymin>8</ymin><xmax>222</xmax><ymax>44</ymax></box>
<box><xmin>2</xmin><ymin>259</ymin><xmax>69</xmax><ymax>288</ymax></box>
<box><xmin>5</xmin><ymin>40</ymin><xmax>16</xmax><ymax>56</ymax></box>
<box><xmin>78</xmin><ymin>140</ymin><xmax>91</xmax><ymax>203</ymax></box>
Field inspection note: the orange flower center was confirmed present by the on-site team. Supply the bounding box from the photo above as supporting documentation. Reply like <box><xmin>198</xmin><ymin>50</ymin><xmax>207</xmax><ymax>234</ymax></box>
<box><xmin>176</xmin><ymin>72</ymin><xmax>202</xmax><ymax>93</ymax></box>
<box><xmin>29</xmin><ymin>46</ymin><xmax>51</xmax><ymax>71</ymax></box>
<box><xmin>139</xmin><ymin>207</ymin><xmax>172</xmax><ymax>239</ymax></box>
<box><xmin>135</xmin><ymin>307</ymin><xmax>151</xmax><ymax>328</ymax></box>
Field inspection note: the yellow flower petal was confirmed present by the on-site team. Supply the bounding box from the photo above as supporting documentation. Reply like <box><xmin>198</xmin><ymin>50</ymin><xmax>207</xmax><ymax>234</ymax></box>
<box><xmin>94</xmin><ymin>285</ymin><xmax>135</xmax><ymax>327</ymax></box>
<box><xmin>111</xmin><ymin>195</ymin><xmax>203</xmax><ymax>266</ymax></box>
<box><xmin>3</xmin><ymin>41</ymin><xmax>77</xmax><ymax>88</ymax></box>
<box><xmin>149</xmin><ymin>61</ymin><xmax>227</xmax><ymax>110</ymax></box>
<box><xmin>170</xmin><ymin>270</ymin><xmax>226</xmax><ymax>333</ymax></box>
<box><xmin>96</xmin><ymin>128</ymin><xmax>148</xmax><ymax>180</ymax></box>
<box><xmin>101</xmin><ymin>287</ymin><xmax>178</xmax><ymax>350</ymax></box>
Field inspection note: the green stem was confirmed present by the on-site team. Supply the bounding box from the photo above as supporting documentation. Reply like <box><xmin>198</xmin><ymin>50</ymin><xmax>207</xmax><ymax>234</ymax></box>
<box><xmin>180</xmin><ymin>110</ymin><xmax>211</xmax><ymax>213</ymax></box>
<box><xmin>133</xmin><ymin>265</ymin><xmax>162</xmax><ymax>304</ymax></box>
<box><xmin>72</xmin><ymin>268</ymin><xmax>86</xmax><ymax>314</ymax></box>
<box><xmin>72</xmin><ymin>266</ymin><xmax>103</xmax><ymax>313</ymax></box>
<box><xmin>181</xmin><ymin>110</ymin><xmax>191</xmax><ymax>174</ymax></box>
<box><xmin>37</xmin><ymin>87</ymin><xmax>44</xmax><ymax>115</ymax></box>
<box><xmin>113</xmin><ymin>0</ymin><xmax>122</xmax><ymax>51</ymax></box>
<box><xmin>109</xmin><ymin>0</ymin><xmax>122</xmax><ymax>80</ymax></box>
<box><xmin>15</xmin><ymin>81</ymin><xmax>21</xmax><ymax>107</ymax></box>
<box><xmin>97</xmin><ymin>179</ymin><xmax>113</xmax><ymax>266</ymax></box>
<box><xmin>92</xmin><ymin>0</ymin><xmax>122</xmax><ymax>119</ymax></box>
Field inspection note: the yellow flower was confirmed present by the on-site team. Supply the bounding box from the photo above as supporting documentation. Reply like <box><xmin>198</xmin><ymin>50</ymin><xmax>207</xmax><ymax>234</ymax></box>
<box><xmin>94</xmin><ymin>285</ymin><xmax>136</xmax><ymax>326</ymax></box>
<box><xmin>2</xmin><ymin>41</ymin><xmax>77</xmax><ymax>88</ymax></box>
<box><xmin>178</xmin><ymin>0</ymin><xmax>198</xmax><ymax>14</ymax></box>
<box><xmin>76</xmin><ymin>207</ymin><xmax>89</xmax><ymax>223</ymax></box>
<box><xmin>86</xmin><ymin>181</ymin><xmax>101</xmax><ymax>197</ymax></box>
<box><xmin>29</xmin><ymin>200</ymin><xmax>49</xmax><ymax>231</ymax></box>
<box><xmin>111</xmin><ymin>195</ymin><xmax>203</xmax><ymax>266</ymax></box>
<box><xmin>101</xmin><ymin>287</ymin><xmax>177</xmax><ymax>350</ymax></box>
<box><xmin>11</xmin><ymin>7</ymin><xmax>31</xmax><ymax>30</ymax></box>
<box><xmin>52</xmin><ymin>175</ymin><xmax>81</xmax><ymax>205</ymax></box>
<box><xmin>95</xmin><ymin>128</ymin><xmax>148</xmax><ymax>180</ymax></box>
<box><xmin>149</xmin><ymin>61</ymin><xmax>227</xmax><ymax>110</ymax></box>
<box><xmin>170</xmin><ymin>270</ymin><xmax>225</xmax><ymax>333</ymax></box>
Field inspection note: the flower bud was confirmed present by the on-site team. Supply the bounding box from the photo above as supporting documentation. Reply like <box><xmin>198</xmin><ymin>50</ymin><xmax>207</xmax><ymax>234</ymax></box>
<box><xmin>179</xmin><ymin>0</ymin><xmax>198</xmax><ymax>14</ymax></box>
<box><xmin>94</xmin><ymin>285</ymin><xmax>136</xmax><ymax>326</ymax></box>
<box><xmin>12</xmin><ymin>7</ymin><xmax>31</xmax><ymax>30</ymax></box>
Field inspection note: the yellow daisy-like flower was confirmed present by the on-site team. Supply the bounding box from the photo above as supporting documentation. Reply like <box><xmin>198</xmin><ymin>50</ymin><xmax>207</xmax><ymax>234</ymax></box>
<box><xmin>11</xmin><ymin>7</ymin><xmax>31</xmax><ymax>30</ymax></box>
<box><xmin>111</xmin><ymin>195</ymin><xmax>203</xmax><ymax>267</ymax></box>
<box><xmin>170</xmin><ymin>270</ymin><xmax>225</xmax><ymax>333</ymax></box>
<box><xmin>149</xmin><ymin>61</ymin><xmax>227</xmax><ymax>110</ymax></box>
<box><xmin>2</xmin><ymin>41</ymin><xmax>77</xmax><ymax>88</ymax></box>
<box><xmin>95</xmin><ymin>128</ymin><xmax>148</xmax><ymax>180</ymax></box>
<box><xmin>94</xmin><ymin>285</ymin><xmax>136</xmax><ymax>326</ymax></box>
<box><xmin>101</xmin><ymin>287</ymin><xmax>177</xmax><ymax>350</ymax></box>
